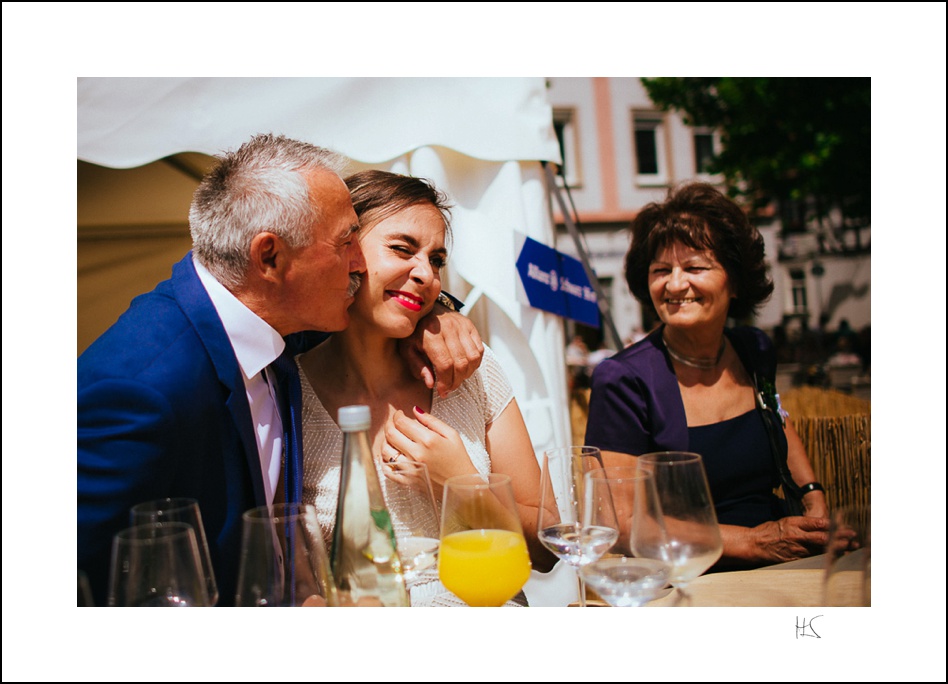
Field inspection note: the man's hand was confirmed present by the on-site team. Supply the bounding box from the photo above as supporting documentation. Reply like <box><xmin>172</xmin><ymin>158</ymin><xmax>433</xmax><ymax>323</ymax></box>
<box><xmin>398</xmin><ymin>305</ymin><xmax>484</xmax><ymax>397</ymax></box>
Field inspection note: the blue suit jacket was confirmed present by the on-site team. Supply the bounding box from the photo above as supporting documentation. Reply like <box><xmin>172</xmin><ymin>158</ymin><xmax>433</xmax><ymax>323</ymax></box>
<box><xmin>78</xmin><ymin>253</ymin><xmax>324</xmax><ymax>606</ymax></box>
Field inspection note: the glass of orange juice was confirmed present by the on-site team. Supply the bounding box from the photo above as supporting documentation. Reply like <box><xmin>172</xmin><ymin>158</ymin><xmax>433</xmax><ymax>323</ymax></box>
<box><xmin>438</xmin><ymin>473</ymin><xmax>531</xmax><ymax>607</ymax></box>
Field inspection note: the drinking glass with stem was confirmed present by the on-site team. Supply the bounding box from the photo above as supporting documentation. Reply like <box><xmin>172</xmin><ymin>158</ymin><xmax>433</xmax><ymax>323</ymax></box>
<box><xmin>234</xmin><ymin>503</ymin><xmax>336</xmax><ymax>607</ymax></box>
<box><xmin>129</xmin><ymin>497</ymin><xmax>219</xmax><ymax>606</ymax></box>
<box><xmin>630</xmin><ymin>451</ymin><xmax>723</xmax><ymax>605</ymax></box>
<box><xmin>536</xmin><ymin>446</ymin><xmax>618</xmax><ymax>607</ymax></box>
<box><xmin>381</xmin><ymin>460</ymin><xmax>441</xmax><ymax>598</ymax></box>
<box><xmin>823</xmin><ymin>505</ymin><xmax>871</xmax><ymax>606</ymax></box>
<box><xmin>107</xmin><ymin>521</ymin><xmax>210</xmax><ymax>606</ymax></box>
<box><xmin>438</xmin><ymin>473</ymin><xmax>532</xmax><ymax>607</ymax></box>
<box><xmin>578</xmin><ymin>466</ymin><xmax>671</xmax><ymax>607</ymax></box>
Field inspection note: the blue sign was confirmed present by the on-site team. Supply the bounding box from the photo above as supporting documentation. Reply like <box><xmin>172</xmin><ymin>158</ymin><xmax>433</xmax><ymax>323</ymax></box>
<box><xmin>515</xmin><ymin>236</ymin><xmax>600</xmax><ymax>328</ymax></box>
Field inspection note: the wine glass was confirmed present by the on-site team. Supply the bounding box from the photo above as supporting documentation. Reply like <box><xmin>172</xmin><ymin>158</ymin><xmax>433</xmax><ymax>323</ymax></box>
<box><xmin>580</xmin><ymin>557</ymin><xmax>670</xmax><ymax>607</ymax></box>
<box><xmin>631</xmin><ymin>451</ymin><xmax>723</xmax><ymax>603</ymax></box>
<box><xmin>438</xmin><ymin>473</ymin><xmax>532</xmax><ymax>607</ymax></box>
<box><xmin>381</xmin><ymin>460</ymin><xmax>441</xmax><ymax>594</ymax></box>
<box><xmin>234</xmin><ymin>503</ymin><xmax>336</xmax><ymax>607</ymax></box>
<box><xmin>579</xmin><ymin>466</ymin><xmax>671</xmax><ymax>607</ymax></box>
<box><xmin>823</xmin><ymin>505</ymin><xmax>871</xmax><ymax>606</ymax></box>
<box><xmin>536</xmin><ymin>446</ymin><xmax>617</xmax><ymax>607</ymax></box>
<box><xmin>107</xmin><ymin>522</ymin><xmax>210</xmax><ymax>607</ymax></box>
<box><xmin>78</xmin><ymin>569</ymin><xmax>94</xmax><ymax>607</ymax></box>
<box><xmin>129</xmin><ymin>497</ymin><xmax>219</xmax><ymax>606</ymax></box>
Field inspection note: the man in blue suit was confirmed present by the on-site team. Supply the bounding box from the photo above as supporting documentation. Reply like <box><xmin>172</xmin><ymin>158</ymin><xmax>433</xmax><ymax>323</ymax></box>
<box><xmin>78</xmin><ymin>134</ymin><xmax>483</xmax><ymax>606</ymax></box>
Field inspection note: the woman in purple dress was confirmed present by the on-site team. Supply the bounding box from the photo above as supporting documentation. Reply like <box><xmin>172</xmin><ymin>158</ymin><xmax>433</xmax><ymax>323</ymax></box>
<box><xmin>585</xmin><ymin>183</ymin><xmax>829</xmax><ymax>568</ymax></box>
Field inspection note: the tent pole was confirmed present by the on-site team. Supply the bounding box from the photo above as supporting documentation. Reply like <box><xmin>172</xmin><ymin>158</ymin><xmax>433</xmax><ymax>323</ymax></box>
<box><xmin>542</xmin><ymin>161</ymin><xmax>623</xmax><ymax>350</ymax></box>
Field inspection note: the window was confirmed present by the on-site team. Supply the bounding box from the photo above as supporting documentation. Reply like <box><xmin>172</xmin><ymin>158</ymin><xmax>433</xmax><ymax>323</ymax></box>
<box><xmin>632</xmin><ymin>111</ymin><xmax>668</xmax><ymax>186</ymax></box>
<box><xmin>693</xmin><ymin>129</ymin><xmax>716</xmax><ymax>175</ymax></box>
<box><xmin>552</xmin><ymin>108</ymin><xmax>581</xmax><ymax>188</ymax></box>
<box><xmin>790</xmin><ymin>269</ymin><xmax>808</xmax><ymax>314</ymax></box>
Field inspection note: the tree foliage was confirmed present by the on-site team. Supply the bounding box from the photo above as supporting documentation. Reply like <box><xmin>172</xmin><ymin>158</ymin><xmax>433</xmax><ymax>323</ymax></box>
<box><xmin>641</xmin><ymin>77</ymin><xmax>870</xmax><ymax>236</ymax></box>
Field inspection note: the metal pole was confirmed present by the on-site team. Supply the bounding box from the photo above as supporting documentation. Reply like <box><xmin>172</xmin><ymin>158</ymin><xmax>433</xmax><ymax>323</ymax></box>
<box><xmin>542</xmin><ymin>161</ymin><xmax>623</xmax><ymax>350</ymax></box>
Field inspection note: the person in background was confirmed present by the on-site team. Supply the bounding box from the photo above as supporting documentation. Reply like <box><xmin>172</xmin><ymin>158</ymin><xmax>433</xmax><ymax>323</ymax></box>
<box><xmin>585</xmin><ymin>341</ymin><xmax>616</xmax><ymax>372</ymax></box>
<box><xmin>827</xmin><ymin>318</ymin><xmax>862</xmax><ymax>367</ymax></box>
<box><xmin>585</xmin><ymin>182</ymin><xmax>829</xmax><ymax>569</ymax></box>
<box><xmin>77</xmin><ymin>135</ymin><xmax>484</xmax><ymax>606</ymax></box>
<box><xmin>297</xmin><ymin>170</ymin><xmax>555</xmax><ymax>604</ymax></box>
<box><xmin>565</xmin><ymin>334</ymin><xmax>590</xmax><ymax>391</ymax></box>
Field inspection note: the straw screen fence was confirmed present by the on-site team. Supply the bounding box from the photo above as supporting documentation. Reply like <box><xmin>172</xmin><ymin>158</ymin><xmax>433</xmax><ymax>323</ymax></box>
<box><xmin>569</xmin><ymin>385</ymin><xmax>870</xmax><ymax>512</ymax></box>
<box><xmin>780</xmin><ymin>387</ymin><xmax>871</xmax><ymax>512</ymax></box>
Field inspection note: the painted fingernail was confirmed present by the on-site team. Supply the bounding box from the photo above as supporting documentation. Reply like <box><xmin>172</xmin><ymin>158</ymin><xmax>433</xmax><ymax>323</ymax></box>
<box><xmin>414</xmin><ymin>406</ymin><xmax>425</xmax><ymax>414</ymax></box>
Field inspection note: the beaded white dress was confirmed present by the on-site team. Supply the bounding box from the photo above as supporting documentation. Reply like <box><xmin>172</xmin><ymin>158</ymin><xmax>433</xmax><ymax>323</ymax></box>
<box><xmin>298</xmin><ymin>344</ymin><xmax>515</xmax><ymax>606</ymax></box>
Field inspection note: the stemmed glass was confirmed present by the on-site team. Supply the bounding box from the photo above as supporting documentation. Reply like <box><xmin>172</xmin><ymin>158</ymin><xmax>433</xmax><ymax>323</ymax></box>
<box><xmin>823</xmin><ymin>505</ymin><xmax>871</xmax><ymax>606</ymax></box>
<box><xmin>107</xmin><ymin>522</ymin><xmax>210</xmax><ymax>606</ymax></box>
<box><xmin>536</xmin><ymin>446</ymin><xmax>617</xmax><ymax>607</ymax></box>
<box><xmin>630</xmin><ymin>451</ymin><xmax>723</xmax><ymax>604</ymax></box>
<box><xmin>579</xmin><ymin>467</ymin><xmax>671</xmax><ymax>607</ymax></box>
<box><xmin>381</xmin><ymin>460</ymin><xmax>441</xmax><ymax>594</ymax></box>
<box><xmin>438</xmin><ymin>473</ymin><xmax>532</xmax><ymax>607</ymax></box>
<box><xmin>234</xmin><ymin>503</ymin><xmax>336</xmax><ymax>607</ymax></box>
<box><xmin>78</xmin><ymin>570</ymin><xmax>94</xmax><ymax>607</ymax></box>
<box><xmin>129</xmin><ymin>497</ymin><xmax>219</xmax><ymax>606</ymax></box>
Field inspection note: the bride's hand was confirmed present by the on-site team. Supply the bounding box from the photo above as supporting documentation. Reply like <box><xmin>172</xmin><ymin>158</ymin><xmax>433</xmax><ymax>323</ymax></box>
<box><xmin>383</xmin><ymin>406</ymin><xmax>477</xmax><ymax>488</ymax></box>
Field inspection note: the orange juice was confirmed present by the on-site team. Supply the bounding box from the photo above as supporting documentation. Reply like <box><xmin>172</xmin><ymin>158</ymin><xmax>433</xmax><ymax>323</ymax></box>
<box><xmin>438</xmin><ymin>529</ymin><xmax>531</xmax><ymax>606</ymax></box>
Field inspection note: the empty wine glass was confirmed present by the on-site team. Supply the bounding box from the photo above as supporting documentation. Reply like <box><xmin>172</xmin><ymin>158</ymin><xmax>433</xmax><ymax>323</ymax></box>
<box><xmin>235</xmin><ymin>503</ymin><xmax>336</xmax><ymax>607</ymax></box>
<box><xmin>381</xmin><ymin>460</ymin><xmax>441</xmax><ymax>596</ymax></box>
<box><xmin>631</xmin><ymin>451</ymin><xmax>723</xmax><ymax>604</ymax></box>
<box><xmin>130</xmin><ymin>497</ymin><xmax>219</xmax><ymax>606</ymax></box>
<box><xmin>108</xmin><ymin>522</ymin><xmax>210</xmax><ymax>607</ymax></box>
<box><xmin>823</xmin><ymin>505</ymin><xmax>870</xmax><ymax>606</ymax></box>
<box><xmin>579</xmin><ymin>466</ymin><xmax>670</xmax><ymax>607</ymax></box>
<box><xmin>580</xmin><ymin>557</ymin><xmax>670</xmax><ymax>607</ymax></box>
<box><xmin>78</xmin><ymin>569</ymin><xmax>94</xmax><ymax>607</ymax></box>
<box><xmin>536</xmin><ymin>446</ymin><xmax>616</xmax><ymax>607</ymax></box>
<box><xmin>439</xmin><ymin>473</ymin><xmax>532</xmax><ymax>607</ymax></box>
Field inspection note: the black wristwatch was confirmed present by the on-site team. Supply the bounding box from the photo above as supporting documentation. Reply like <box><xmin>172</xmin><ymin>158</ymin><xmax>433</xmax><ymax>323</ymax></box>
<box><xmin>436</xmin><ymin>292</ymin><xmax>462</xmax><ymax>313</ymax></box>
<box><xmin>798</xmin><ymin>482</ymin><xmax>824</xmax><ymax>495</ymax></box>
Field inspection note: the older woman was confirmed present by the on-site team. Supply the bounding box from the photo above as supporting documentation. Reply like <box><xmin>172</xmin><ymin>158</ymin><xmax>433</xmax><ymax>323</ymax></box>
<box><xmin>585</xmin><ymin>182</ymin><xmax>829</xmax><ymax>568</ymax></box>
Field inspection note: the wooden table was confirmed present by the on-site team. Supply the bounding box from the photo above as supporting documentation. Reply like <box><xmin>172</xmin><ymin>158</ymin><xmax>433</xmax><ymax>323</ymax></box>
<box><xmin>644</xmin><ymin>554</ymin><xmax>835</xmax><ymax>607</ymax></box>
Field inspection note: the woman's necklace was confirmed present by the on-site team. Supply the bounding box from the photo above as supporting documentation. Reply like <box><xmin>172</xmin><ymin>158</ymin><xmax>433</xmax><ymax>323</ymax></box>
<box><xmin>663</xmin><ymin>332</ymin><xmax>726</xmax><ymax>370</ymax></box>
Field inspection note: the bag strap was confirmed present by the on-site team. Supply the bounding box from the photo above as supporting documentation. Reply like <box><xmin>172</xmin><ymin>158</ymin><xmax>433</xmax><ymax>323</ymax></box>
<box><xmin>728</xmin><ymin>330</ymin><xmax>805</xmax><ymax>512</ymax></box>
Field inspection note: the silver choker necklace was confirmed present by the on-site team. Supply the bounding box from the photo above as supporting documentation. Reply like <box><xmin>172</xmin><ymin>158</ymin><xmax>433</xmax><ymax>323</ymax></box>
<box><xmin>663</xmin><ymin>333</ymin><xmax>726</xmax><ymax>370</ymax></box>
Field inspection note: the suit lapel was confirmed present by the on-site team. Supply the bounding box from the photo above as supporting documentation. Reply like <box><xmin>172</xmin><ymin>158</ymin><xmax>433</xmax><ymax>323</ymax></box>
<box><xmin>171</xmin><ymin>253</ymin><xmax>267</xmax><ymax>506</ymax></box>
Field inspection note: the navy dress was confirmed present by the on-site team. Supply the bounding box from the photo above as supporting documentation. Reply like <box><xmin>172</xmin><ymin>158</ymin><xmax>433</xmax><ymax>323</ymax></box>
<box><xmin>689</xmin><ymin>409</ymin><xmax>784</xmax><ymax>528</ymax></box>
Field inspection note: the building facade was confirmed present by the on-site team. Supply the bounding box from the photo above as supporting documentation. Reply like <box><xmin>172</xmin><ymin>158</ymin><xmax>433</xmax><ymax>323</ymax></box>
<box><xmin>544</xmin><ymin>77</ymin><xmax>871</xmax><ymax>369</ymax></box>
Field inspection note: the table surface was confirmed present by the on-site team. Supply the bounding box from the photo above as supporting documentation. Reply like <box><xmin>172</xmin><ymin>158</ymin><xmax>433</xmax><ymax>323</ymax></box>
<box><xmin>589</xmin><ymin>554</ymin><xmax>837</xmax><ymax>608</ymax></box>
<box><xmin>437</xmin><ymin>553</ymin><xmax>866</xmax><ymax>607</ymax></box>
<box><xmin>644</xmin><ymin>553</ymin><xmax>868</xmax><ymax>608</ymax></box>
<box><xmin>647</xmin><ymin>568</ymin><xmax>823</xmax><ymax>607</ymax></box>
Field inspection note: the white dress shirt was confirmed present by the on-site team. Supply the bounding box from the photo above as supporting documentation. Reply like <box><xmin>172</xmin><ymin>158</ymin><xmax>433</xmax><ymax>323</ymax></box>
<box><xmin>194</xmin><ymin>256</ymin><xmax>285</xmax><ymax>505</ymax></box>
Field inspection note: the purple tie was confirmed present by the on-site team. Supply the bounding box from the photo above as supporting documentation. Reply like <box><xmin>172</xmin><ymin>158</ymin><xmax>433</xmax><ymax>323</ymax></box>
<box><xmin>269</xmin><ymin>348</ymin><xmax>303</xmax><ymax>505</ymax></box>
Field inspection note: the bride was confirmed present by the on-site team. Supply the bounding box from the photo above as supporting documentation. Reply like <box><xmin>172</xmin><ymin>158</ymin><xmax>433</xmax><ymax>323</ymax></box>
<box><xmin>297</xmin><ymin>170</ymin><xmax>554</xmax><ymax>604</ymax></box>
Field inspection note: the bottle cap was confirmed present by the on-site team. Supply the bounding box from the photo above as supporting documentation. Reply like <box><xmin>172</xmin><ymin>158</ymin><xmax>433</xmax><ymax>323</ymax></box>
<box><xmin>338</xmin><ymin>404</ymin><xmax>371</xmax><ymax>431</ymax></box>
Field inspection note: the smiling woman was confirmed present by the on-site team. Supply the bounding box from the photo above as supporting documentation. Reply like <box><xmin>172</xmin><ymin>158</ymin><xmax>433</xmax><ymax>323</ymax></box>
<box><xmin>295</xmin><ymin>171</ymin><xmax>556</xmax><ymax>605</ymax></box>
<box><xmin>585</xmin><ymin>182</ymin><xmax>830</xmax><ymax>572</ymax></box>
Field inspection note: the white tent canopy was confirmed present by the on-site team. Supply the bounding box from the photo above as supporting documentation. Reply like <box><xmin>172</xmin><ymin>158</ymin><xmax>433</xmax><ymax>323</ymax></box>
<box><xmin>78</xmin><ymin>76</ymin><xmax>574</xmax><ymax>457</ymax></box>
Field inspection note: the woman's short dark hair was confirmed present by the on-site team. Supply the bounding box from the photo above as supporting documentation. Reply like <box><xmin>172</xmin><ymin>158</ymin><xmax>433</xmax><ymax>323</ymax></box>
<box><xmin>624</xmin><ymin>182</ymin><xmax>773</xmax><ymax>321</ymax></box>
<box><xmin>344</xmin><ymin>170</ymin><xmax>453</xmax><ymax>244</ymax></box>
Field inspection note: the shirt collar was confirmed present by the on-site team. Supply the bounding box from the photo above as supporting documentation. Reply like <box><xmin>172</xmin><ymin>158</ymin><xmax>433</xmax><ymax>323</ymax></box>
<box><xmin>193</xmin><ymin>255</ymin><xmax>285</xmax><ymax>379</ymax></box>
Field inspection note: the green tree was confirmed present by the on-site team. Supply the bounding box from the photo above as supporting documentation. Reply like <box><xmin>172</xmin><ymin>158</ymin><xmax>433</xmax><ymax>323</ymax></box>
<box><xmin>641</xmin><ymin>77</ymin><xmax>870</xmax><ymax>251</ymax></box>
